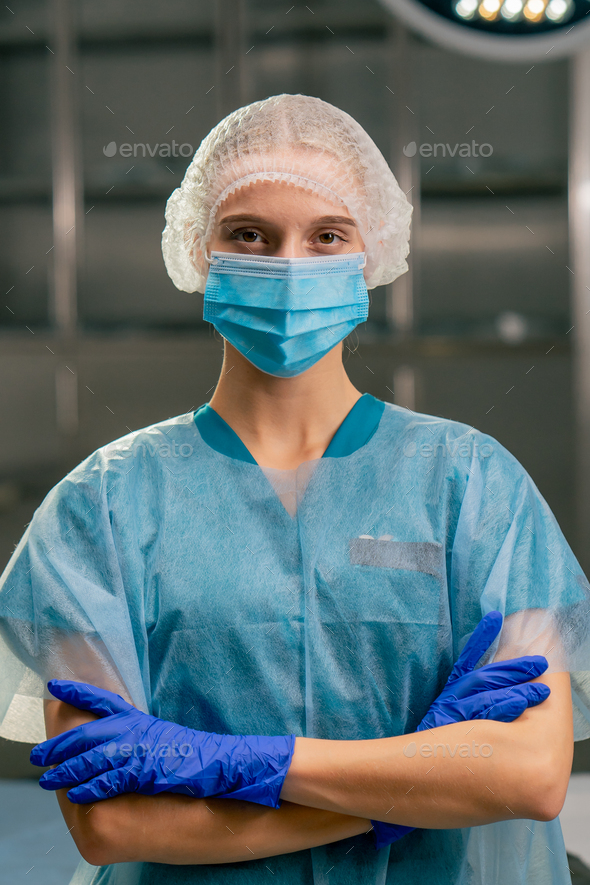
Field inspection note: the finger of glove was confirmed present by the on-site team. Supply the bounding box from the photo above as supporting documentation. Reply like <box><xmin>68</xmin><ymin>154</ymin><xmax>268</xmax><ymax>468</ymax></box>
<box><xmin>448</xmin><ymin>612</ymin><xmax>503</xmax><ymax>683</ymax></box>
<box><xmin>449</xmin><ymin>656</ymin><xmax>549</xmax><ymax>698</ymax></box>
<box><xmin>30</xmin><ymin>710</ymin><xmax>139</xmax><ymax>767</ymax></box>
<box><xmin>415</xmin><ymin>682</ymin><xmax>550</xmax><ymax>731</ymax></box>
<box><xmin>39</xmin><ymin>742</ymin><xmax>124</xmax><ymax>791</ymax></box>
<box><xmin>468</xmin><ymin>682</ymin><xmax>551</xmax><ymax>722</ymax></box>
<box><xmin>47</xmin><ymin>679</ymin><xmax>132</xmax><ymax>717</ymax></box>
<box><xmin>67</xmin><ymin>765</ymin><xmax>137</xmax><ymax>804</ymax></box>
<box><xmin>480</xmin><ymin>656</ymin><xmax>549</xmax><ymax>682</ymax></box>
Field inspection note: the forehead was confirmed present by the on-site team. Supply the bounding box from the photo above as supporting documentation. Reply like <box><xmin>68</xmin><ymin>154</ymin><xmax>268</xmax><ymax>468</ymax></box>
<box><xmin>215</xmin><ymin>179</ymin><xmax>354</xmax><ymax>225</ymax></box>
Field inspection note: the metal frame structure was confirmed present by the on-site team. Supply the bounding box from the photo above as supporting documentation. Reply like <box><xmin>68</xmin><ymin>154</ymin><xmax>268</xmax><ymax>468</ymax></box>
<box><xmin>570</xmin><ymin>45</ymin><xmax>590</xmax><ymax>573</ymax></box>
<box><xmin>50</xmin><ymin>0</ymin><xmax>81</xmax><ymax>445</ymax></box>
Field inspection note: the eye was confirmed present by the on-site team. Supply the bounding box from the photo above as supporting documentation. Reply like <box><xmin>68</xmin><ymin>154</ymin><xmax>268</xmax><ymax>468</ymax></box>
<box><xmin>234</xmin><ymin>230</ymin><xmax>260</xmax><ymax>243</ymax></box>
<box><xmin>231</xmin><ymin>229</ymin><xmax>262</xmax><ymax>243</ymax></box>
<box><xmin>316</xmin><ymin>230</ymin><xmax>347</xmax><ymax>245</ymax></box>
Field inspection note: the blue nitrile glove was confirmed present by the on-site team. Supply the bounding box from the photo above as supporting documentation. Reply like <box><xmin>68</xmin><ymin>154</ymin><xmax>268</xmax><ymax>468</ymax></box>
<box><xmin>30</xmin><ymin>680</ymin><xmax>295</xmax><ymax>807</ymax></box>
<box><xmin>372</xmin><ymin>611</ymin><xmax>551</xmax><ymax>849</ymax></box>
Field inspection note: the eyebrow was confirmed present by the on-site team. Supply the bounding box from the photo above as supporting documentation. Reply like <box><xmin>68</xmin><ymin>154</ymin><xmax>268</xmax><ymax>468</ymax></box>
<box><xmin>218</xmin><ymin>214</ymin><xmax>357</xmax><ymax>228</ymax></box>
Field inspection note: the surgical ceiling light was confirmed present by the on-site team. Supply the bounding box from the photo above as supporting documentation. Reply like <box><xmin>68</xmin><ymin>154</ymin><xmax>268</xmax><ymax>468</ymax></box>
<box><xmin>380</xmin><ymin>0</ymin><xmax>590</xmax><ymax>60</ymax></box>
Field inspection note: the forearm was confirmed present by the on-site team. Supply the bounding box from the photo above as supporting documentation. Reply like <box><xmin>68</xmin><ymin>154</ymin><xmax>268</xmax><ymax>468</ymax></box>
<box><xmin>281</xmin><ymin>672</ymin><xmax>573</xmax><ymax>828</ymax></box>
<box><xmin>43</xmin><ymin>670</ymin><xmax>572</xmax><ymax>860</ymax></box>
<box><xmin>44</xmin><ymin>699</ymin><xmax>369</xmax><ymax>865</ymax></box>
<box><xmin>282</xmin><ymin>720</ymin><xmax>529</xmax><ymax>828</ymax></box>
<box><xmin>58</xmin><ymin>789</ymin><xmax>370</xmax><ymax>865</ymax></box>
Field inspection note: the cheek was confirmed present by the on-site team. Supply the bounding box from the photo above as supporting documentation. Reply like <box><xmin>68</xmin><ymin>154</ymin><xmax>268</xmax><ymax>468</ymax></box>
<box><xmin>347</xmin><ymin>229</ymin><xmax>365</xmax><ymax>252</ymax></box>
<box><xmin>206</xmin><ymin>233</ymin><xmax>222</xmax><ymax>252</ymax></box>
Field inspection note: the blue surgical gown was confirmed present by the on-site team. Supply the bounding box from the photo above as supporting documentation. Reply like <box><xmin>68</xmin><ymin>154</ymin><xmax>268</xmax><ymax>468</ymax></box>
<box><xmin>1</xmin><ymin>394</ymin><xmax>589</xmax><ymax>885</ymax></box>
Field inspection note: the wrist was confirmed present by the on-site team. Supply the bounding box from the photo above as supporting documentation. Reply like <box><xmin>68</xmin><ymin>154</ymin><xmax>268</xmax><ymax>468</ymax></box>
<box><xmin>215</xmin><ymin>732</ymin><xmax>296</xmax><ymax>807</ymax></box>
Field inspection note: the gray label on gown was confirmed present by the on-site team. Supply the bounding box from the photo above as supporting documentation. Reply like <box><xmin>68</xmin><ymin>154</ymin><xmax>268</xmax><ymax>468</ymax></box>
<box><xmin>349</xmin><ymin>540</ymin><xmax>443</xmax><ymax>578</ymax></box>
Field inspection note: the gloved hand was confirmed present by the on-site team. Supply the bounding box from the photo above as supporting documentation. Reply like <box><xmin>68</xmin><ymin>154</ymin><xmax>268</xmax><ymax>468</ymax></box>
<box><xmin>372</xmin><ymin>611</ymin><xmax>550</xmax><ymax>849</ymax></box>
<box><xmin>30</xmin><ymin>680</ymin><xmax>295</xmax><ymax>807</ymax></box>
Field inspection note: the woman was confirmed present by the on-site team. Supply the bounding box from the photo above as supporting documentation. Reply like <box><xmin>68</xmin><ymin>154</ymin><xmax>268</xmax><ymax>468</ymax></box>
<box><xmin>1</xmin><ymin>94</ymin><xmax>589</xmax><ymax>885</ymax></box>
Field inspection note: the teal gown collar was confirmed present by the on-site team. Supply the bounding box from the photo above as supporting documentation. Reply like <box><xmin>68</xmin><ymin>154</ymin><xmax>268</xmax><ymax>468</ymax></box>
<box><xmin>193</xmin><ymin>393</ymin><xmax>385</xmax><ymax>464</ymax></box>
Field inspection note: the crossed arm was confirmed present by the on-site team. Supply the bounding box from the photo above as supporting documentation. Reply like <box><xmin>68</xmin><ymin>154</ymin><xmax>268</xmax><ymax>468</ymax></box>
<box><xmin>44</xmin><ymin>669</ymin><xmax>572</xmax><ymax>867</ymax></box>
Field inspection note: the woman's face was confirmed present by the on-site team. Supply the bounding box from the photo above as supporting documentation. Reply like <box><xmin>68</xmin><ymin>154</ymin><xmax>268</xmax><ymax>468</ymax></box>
<box><xmin>206</xmin><ymin>179</ymin><xmax>365</xmax><ymax>261</ymax></box>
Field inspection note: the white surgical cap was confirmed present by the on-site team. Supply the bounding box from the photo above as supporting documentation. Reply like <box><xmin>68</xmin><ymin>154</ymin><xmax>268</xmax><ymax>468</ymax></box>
<box><xmin>161</xmin><ymin>93</ymin><xmax>413</xmax><ymax>292</ymax></box>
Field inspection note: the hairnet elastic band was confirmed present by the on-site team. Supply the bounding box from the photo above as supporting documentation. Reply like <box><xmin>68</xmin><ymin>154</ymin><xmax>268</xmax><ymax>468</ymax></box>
<box><xmin>203</xmin><ymin>171</ymin><xmax>357</xmax><ymax>240</ymax></box>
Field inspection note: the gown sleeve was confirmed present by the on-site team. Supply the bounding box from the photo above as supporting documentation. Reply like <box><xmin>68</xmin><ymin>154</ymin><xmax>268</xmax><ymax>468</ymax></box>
<box><xmin>449</xmin><ymin>431</ymin><xmax>590</xmax><ymax>740</ymax></box>
<box><xmin>0</xmin><ymin>448</ymin><xmax>149</xmax><ymax>743</ymax></box>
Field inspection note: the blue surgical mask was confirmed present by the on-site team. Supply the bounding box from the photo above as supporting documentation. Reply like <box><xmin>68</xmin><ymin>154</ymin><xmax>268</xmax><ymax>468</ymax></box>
<box><xmin>203</xmin><ymin>251</ymin><xmax>369</xmax><ymax>378</ymax></box>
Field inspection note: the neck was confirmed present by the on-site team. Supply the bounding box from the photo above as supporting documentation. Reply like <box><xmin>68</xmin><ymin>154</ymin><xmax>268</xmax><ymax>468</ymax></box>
<box><xmin>209</xmin><ymin>343</ymin><xmax>362</xmax><ymax>469</ymax></box>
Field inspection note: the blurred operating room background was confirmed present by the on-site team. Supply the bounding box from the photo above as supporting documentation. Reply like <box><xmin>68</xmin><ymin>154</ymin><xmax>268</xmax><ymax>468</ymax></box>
<box><xmin>1</xmin><ymin>0</ymin><xmax>590</xmax><ymax>880</ymax></box>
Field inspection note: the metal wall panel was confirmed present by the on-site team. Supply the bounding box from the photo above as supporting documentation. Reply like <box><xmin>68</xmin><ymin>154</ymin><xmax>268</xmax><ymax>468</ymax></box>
<box><xmin>0</xmin><ymin>351</ymin><xmax>59</xmax><ymax>471</ymax></box>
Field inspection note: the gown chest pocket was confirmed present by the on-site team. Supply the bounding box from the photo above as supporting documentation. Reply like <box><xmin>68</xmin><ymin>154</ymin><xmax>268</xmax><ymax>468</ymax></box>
<box><xmin>347</xmin><ymin>538</ymin><xmax>446</xmax><ymax>626</ymax></box>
